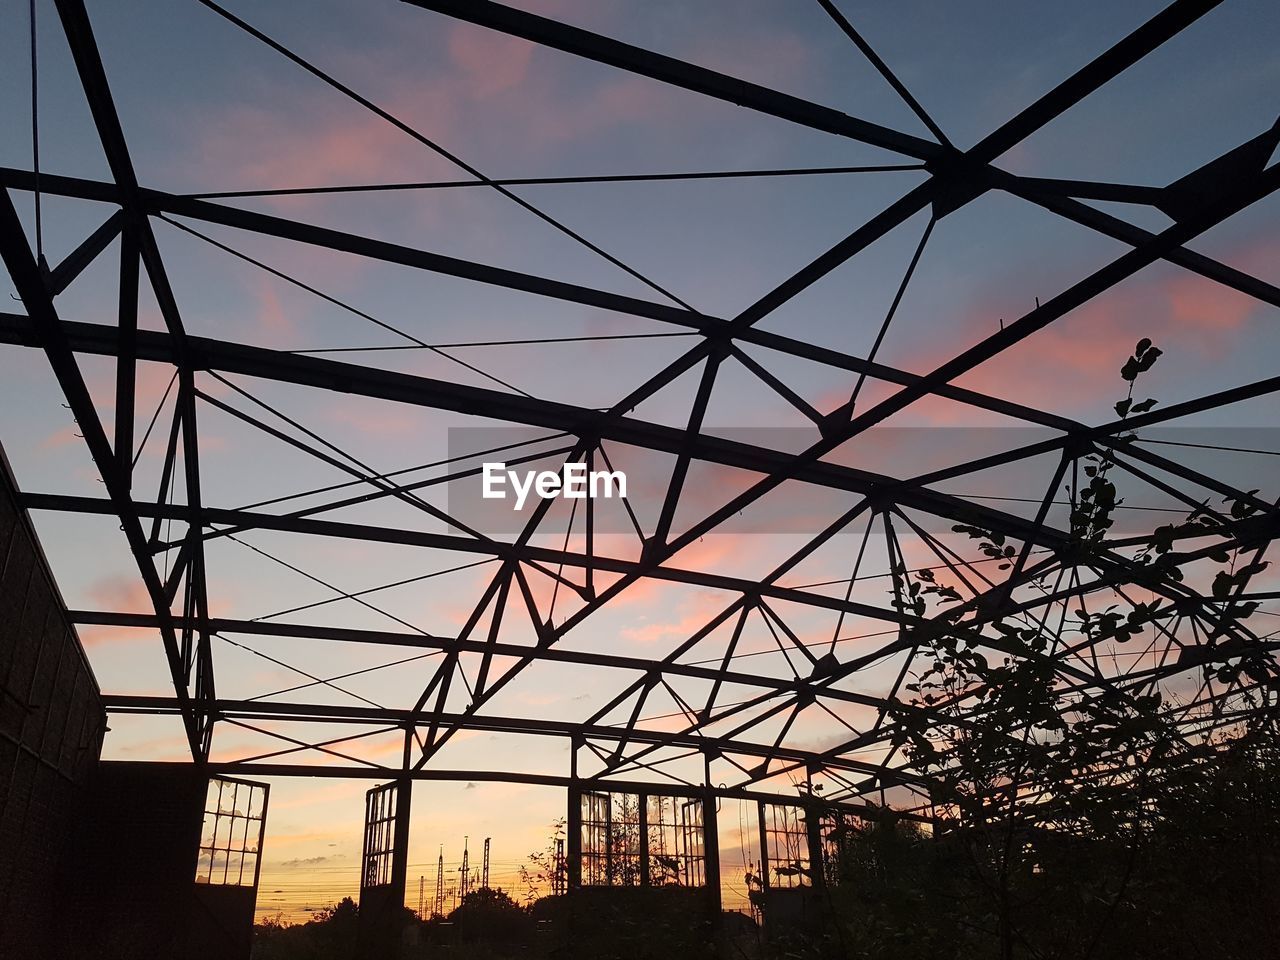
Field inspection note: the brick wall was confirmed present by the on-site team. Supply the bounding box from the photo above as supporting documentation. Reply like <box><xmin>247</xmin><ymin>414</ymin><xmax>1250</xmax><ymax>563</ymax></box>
<box><xmin>0</xmin><ymin>448</ymin><xmax>106</xmax><ymax>957</ymax></box>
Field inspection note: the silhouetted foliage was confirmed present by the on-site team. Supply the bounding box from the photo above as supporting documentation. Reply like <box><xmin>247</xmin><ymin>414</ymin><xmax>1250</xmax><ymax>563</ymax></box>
<box><xmin>761</xmin><ymin>343</ymin><xmax>1280</xmax><ymax>959</ymax></box>
<box><xmin>252</xmin><ymin>896</ymin><xmax>360</xmax><ymax>960</ymax></box>
<box><xmin>444</xmin><ymin>886</ymin><xmax>532</xmax><ymax>942</ymax></box>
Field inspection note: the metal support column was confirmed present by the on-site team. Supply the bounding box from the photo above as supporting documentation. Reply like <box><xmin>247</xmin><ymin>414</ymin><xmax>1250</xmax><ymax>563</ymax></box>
<box><xmin>567</xmin><ymin>738</ymin><xmax>582</xmax><ymax>889</ymax></box>
<box><xmin>805</xmin><ymin>799</ymin><xmax>825</xmax><ymax>891</ymax></box>
<box><xmin>703</xmin><ymin>787</ymin><xmax>722</xmax><ymax>920</ymax></box>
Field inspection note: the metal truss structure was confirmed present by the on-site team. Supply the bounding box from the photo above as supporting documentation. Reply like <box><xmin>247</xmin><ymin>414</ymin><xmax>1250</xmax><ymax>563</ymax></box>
<box><xmin>1</xmin><ymin>0</ymin><xmax>1278</xmax><ymax>825</ymax></box>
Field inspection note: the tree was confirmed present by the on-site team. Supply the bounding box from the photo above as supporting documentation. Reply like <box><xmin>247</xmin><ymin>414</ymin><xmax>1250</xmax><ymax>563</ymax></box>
<box><xmin>447</xmin><ymin>886</ymin><xmax>532</xmax><ymax>942</ymax></box>
<box><xmin>879</xmin><ymin>340</ymin><xmax>1279</xmax><ymax>960</ymax></box>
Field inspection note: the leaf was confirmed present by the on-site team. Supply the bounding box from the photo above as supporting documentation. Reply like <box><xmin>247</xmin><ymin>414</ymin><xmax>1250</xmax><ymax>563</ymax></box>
<box><xmin>1114</xmin><ymin>398</ymin><xmax>1132</xmax><ymax>417</ymax></box>
<box><xmin>1243</xmin><ymin>660</ymin><xmax>1270</xmax><ymax>684</ymax></box>
<box><xmin>1212</xmin><ymin>570</ymin><xmax>1234</xmax><ymax>600</ymax></box>
<box><xmin>1130</xmin><ymin>398</ymin><xmax>1158</xmax><ymax>414</ymax></box>
<box><xmin>1135</xmin><ymin>337</ymin><xmax>1152</xmax><ymax>357</ymax></box>
<box><xmin>1136</xmin><ymin>347</ymin><xmax>1163</xmax><ymax>372</ymax></box>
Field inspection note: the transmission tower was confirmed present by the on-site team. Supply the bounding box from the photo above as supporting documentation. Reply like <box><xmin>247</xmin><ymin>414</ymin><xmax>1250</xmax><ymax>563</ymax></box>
<box><xmin>417</xmin><ymin>875</ymin><xmax>424</xmax><ymax>918</ymax></box>
<box><xmin>482</xmin><ymin>837</ymin><xmax>491</xmax><ymax>890</ymax></box>
<box><xmin>459</xmin><ymin>836</ymin><xmax>470</xmax><ymax>901</ymax></box>
<box><xmin>434</xmin><ymin>848</ymin><xmax>444</xmax><ymax>918</ymax></box>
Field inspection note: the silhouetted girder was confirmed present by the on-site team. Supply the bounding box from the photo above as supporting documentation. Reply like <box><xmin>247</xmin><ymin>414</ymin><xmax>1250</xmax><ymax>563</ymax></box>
<box><xmin>0</xmin><ymin>190</ymin><xmax>205</xmax><ymax>760</ymax></box>
<box><xmin>599</xmin><ymin>502</ymin><xmax>1268</xmax><ymax>787</ymax></box>
<box><xmin>21</xmin><ymin>480</ymin><xmax>1244</xmax><ymax>657</ymax></box>
<box><xmin>17</xmin><ymin>493</ymin><xmax>934</xmax><ymax>626</ymax></box>
<box><xmin>12</xmin><ymin>345</ymin><xmax>1259</xmax><ymax>686</ymax></box>
<box><xmin>403</xmin><ymin>0</ymin><xmax>1222</xmax><ymax>173</ymax></box>
<box><xmin>533</xmin><ymin>147</ymin><xmax>1280</xmax><ymax>775</ymax></box>
<box><xmin>101</xmin><ymin>759</ymin><xmax>925</xmax><ymax>819</ymax></box>
<box><xmin>0</xmin><ymin>0</ymin><xmax>1235</xmax><ymax>444</ymax></box>
<box><xmin>56</xmin><ymin>499</ymin><xmax>1255</xmax><ymax>754</ymax></box>
<box><xmin>658</xmin><ymin>536</ymin><xmax>1218</xmax><ymax>774</ymax></box>
<box><xmin>0</xmin><ymin>167</ymin><xmax>1215</xmax><ymax>436</ymax></box>
<box><xmin>101</xmin><ymin>694</ymin><xmax>928</xmax><ymax>789</ymax></box>
<box><xmin>1000</xmin><ymin>176</ymin><xmax>1169</xmax><ymax>205</ymax></box>
<box><xmin>185</xmin><ymin>164</ymin><xmax>926</xmax><ymax>200</ymax></box>
<box><xmin>65</xmin><ymin>610</ymin><xmax>952</xmax><ymax>713</ymax></box>
<box><xmin>835</xmin><ymin>159</ymin><xmax>1280</xmax><ymax>446</ymax></box>
<box><xmin>399</xmin><ymin>0</ymin><xmax>1223</xmax><ymax>341</ymax></box>
<box><xmin>401</xmin><ymin>0</ymin><xmax>942</xmax><ymax>161</ymax></box>
<box><xmin>1100</xmin><ymin>436</ymin><xmax>1280</xmax><ymax>518</ymax></box>
<box><xmin>713</xmin><ymin>0</ymin><xmax>1232</xmax><ymax>338</ymax></box>
<box><xmin>45</xmin><ymin>210</ymin><xmax>123</xmax><ymax>296</ymax></box>
<box><xmin>441</xmin><ymin>129</ymin><xmax>1280</xmax><ymax>753</ymax></box>
<box><xmin>7</xmin><ymin>320</ymin><xmax>1269</xmax><ymax>742</ymax></box>
<box><xmin>52</xmin><ymin>0</ymin><xmax>219</xmax><ymax>744</ymax></box>
<box><xmin>0</xmin><ymin>314</ymin><xmax>1233</xmax><ymax>561</ymax></box>
<box><xmin>0</xmin><ymin>171</ymin><xmax>1064</xmax><ymax>434</ymax></box>
<box><xmin>999</xmin><ymin>169</ymin><xmax>1280</xmax><ymax>310</ymax></box>
<box><xmin>0</xmin><ymin>319</ymin><xmax>1091</xmax><ymax>532</ymax></box>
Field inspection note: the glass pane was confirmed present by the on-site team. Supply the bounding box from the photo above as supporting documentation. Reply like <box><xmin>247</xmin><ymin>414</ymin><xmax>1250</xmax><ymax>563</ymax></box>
<box><xmin>196</xmin><ymin>849</ymin><xmax>213</xmax><ymax>884</ymax></box>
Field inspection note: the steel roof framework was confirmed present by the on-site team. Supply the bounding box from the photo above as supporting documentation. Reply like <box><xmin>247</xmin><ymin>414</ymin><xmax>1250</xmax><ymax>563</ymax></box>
<box><xmin>0</xmin><ymin>0</ymin><xmax>1277</xmax><ymax>815</ymax></box>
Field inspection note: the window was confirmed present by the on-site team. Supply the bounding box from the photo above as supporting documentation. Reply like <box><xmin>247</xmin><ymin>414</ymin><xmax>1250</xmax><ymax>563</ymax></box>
<box><xmin>647</xmin><ymin>795</ymin><xmax>705</xmax><ymax>887</ymax></box>
<box><xmin>760</xmin><ymin>802</ymin><xmax>810</xmax><ymax>889</ymax></box>
<box><xmin>196</xmin><ymin>777</ymin><xmax>268</xmax><ymax>887</ymax></box>
<box><xmin>362</xmin><ymin>781</ymin><xmax>400</xmax><ymax>888</ymax></box>
<box><xmin>580</xmin><ymin>789</ymin><xmax>708</xmax><ymax>888</ymax></box>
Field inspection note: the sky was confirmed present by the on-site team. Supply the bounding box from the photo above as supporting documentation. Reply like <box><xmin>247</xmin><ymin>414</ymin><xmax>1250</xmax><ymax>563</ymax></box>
<box><xmin>1</xmin><ymin>0</ymin><xmax>1278</xmax><ymax>922</ymax></box>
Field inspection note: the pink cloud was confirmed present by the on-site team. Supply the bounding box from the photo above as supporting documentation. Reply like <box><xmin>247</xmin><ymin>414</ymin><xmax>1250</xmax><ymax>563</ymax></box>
<box><xmin>621</xmin><ymin>587</ymin><xmax>727</xmax><ymax>645</ymax></box>
<box><xmin>837</xmin><ymin>237</ymin><xmax>1278</xmax><ymax>428</ymax></box>
<box><xmin>325</xmin><ymin>401</ymin><xmax>424</xmax><ymax>437</ymax></box>
<box><xmin>188</xmin><ymin>101</ymin><xmax>430</xmax><ymax>197</ymax></box>
<box><xmin>87</xmin><ymin>574</ymin><xmax>154</xmax><ymax>613</ymax></box>
<box><xmin>942</xmin><ymin>267</ymin><xmax>1264</xmax><ymax>415</ymax></box>
<box><xmin>252</xmin><ymin>277</ymin><xmax>300</xmax><ymax>346</ymax></box>
<box><xmin>447</xmin><ymin>24</ymin><xmax>535</xmax><ymax>99</ymax></box>
<box><xmin>39</xmin><ymin>424</ymin><xmax>81</xmax><ymax>451</ymax></box>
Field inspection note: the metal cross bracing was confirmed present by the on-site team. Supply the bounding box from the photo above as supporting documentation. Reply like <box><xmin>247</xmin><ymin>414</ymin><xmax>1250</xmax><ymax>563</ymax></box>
<box><xmin>1</xmin><ymin>0</ymin><xmax>1278</xmax><ymax>822</ymax></box>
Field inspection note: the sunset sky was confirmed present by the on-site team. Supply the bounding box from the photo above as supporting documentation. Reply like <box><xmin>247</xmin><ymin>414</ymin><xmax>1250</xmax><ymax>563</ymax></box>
<box><xmin>2</xmin><ymin>0</ymin><xmax>1278</xmax><ymax>921</ymax></box>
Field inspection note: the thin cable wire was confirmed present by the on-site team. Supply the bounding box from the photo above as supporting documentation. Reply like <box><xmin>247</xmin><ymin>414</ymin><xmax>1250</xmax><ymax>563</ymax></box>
<box><xmin>1136</xmin><ymin>437</ymin><xmax>1280</xmax><ymax>457</ymax></box>
<box><xmin>847</xmin><ymin>213</ymin><xmax>935</xmax><ymax>411</ymax></box>
<box><xmin>289</xmin><ymin>331</ymin><xmax>698</xmax><ymax>354</ymax></box>
<box><xmin>183</xmin><ymin>163</ymin><xmax>926</xmax><ymax>200</ymax></box>
<box><xmin>132</xmin><ymin>369</ymin><xmax>179</xmax><ymax>467</ymax></box>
